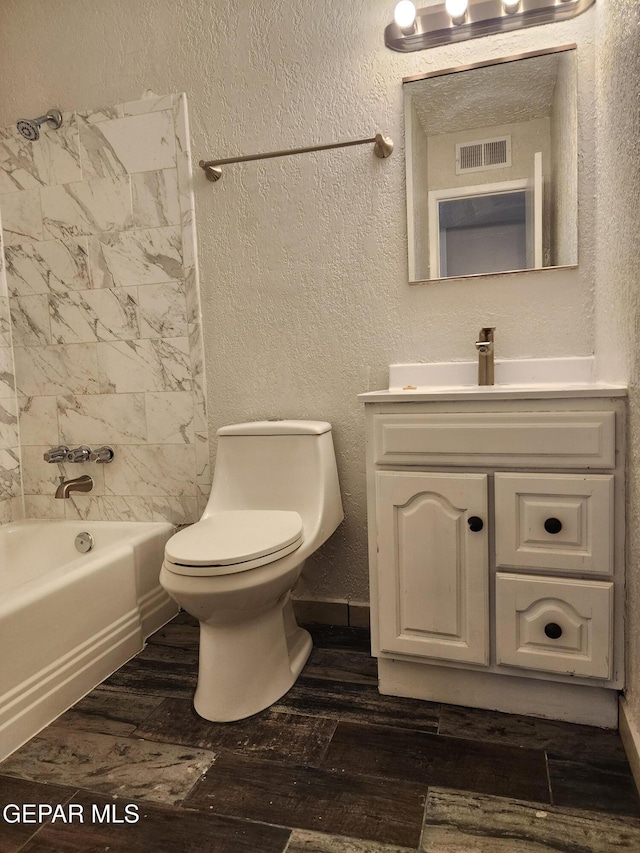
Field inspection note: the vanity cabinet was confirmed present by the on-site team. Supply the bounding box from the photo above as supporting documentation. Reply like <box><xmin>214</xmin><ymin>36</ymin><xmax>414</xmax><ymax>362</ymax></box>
<box><xmin>361</xmin><ymin>394</ymin><xmax>626</xmax><ymax>726</ymax></box>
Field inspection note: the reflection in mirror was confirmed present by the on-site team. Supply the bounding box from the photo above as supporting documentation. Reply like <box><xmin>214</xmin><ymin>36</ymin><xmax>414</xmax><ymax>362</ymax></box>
<box><xmin>404</xmin><ymin>47</ymin><xmax>577</xmax><ymax>283</ymax></box>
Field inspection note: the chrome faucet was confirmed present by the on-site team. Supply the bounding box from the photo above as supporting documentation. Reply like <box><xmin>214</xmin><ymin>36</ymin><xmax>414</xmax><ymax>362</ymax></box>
<box><xmin>44</xmin><ymin>444</ymin><xmax>115</xmax><ymax>463</ymax></box>
<box><xmin>66</xmin><ymin>445</ymin><xmax>92</xmax><ymax>463</ymax></box>
<box><xmin>55</xmin><ymin>474</ymin><xmax>93</xmax><ymax>499</ymax></box>
<box><xmin>43</xmin><ymin>445</ymin><xmax>69</xmax><ymax>463</ymax></box>
<box><xmin>475</xmin><ymin>327</ymin><xmax>496</xmax><ymax>386</ymax></box>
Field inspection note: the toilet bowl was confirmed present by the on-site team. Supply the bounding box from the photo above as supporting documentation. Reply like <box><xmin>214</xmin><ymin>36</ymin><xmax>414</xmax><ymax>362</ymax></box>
<box><xmin>160</xmin><ymin>420</ymin><xmax>344</xmax><ymax>721</ymax></box>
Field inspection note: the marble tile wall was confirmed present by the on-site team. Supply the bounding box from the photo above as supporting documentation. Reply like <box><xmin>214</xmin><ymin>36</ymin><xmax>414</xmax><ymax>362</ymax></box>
<box><xmin>0</xmin><ymin>216</ymin><xmax>21</xmax><ymax>523</ymax></box>
<box><xmin>0</xmin><ymin>93</ymin><xmax>210</xmax><ymax>524</ymax></box>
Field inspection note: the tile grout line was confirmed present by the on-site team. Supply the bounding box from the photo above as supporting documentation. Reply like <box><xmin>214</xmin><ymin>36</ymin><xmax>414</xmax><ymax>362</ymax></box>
<box><xmin>281</xmin><ymin>829</ymin><xmax>295</xmax><ymax>853</ymax></box>
<box><xmin>125</xmin><ymin>696</ymin><xmax>171</xmax><ymax>740</ymax></box>
<box><xmin>417</xmin><ymin>786</ymin><xmax>432</xmax><ymax>852</ymax></box>
<box><xmin>309</xmin><ymin>716</ymin><xmax>339</xmax><ymax>768</ymax></box>
<box><xmin>188</xmin><ymin>807</ymin><xmax>297</xmax><ymax>838</ymax></box>
<box><xmin>545</xmin><ymin>749</ymin><xmax>554</xmax><ymax>805</ymax></box>
<box><xmin>175</xmin><ymin>751</ymin><xmax>219</xmax><ymax>808</ymax></box>
<box><xmin>14</xmin><ymin>786</ymin><xmax>81</xmax><ymax>853</ymax></box>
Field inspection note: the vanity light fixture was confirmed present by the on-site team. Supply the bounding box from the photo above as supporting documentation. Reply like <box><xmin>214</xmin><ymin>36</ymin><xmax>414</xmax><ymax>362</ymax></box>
<box><xmin>394</xmin><ymin>0</ymin><xmax>417</xmax><ymax>33</ymax></box>
<box><xmin>385</xmin><ymin>0</ymin><xmax>595</xmax><ymax>51</ymax></box>
<box><xmin>502</xmin><ymin>0</ymin><xmax>521</xmax><ymax>13</ymax></box>
<box><xmin>445</xmin><ymin>0</ymin><xmax>468</xmax><ymax>25</ymax></box>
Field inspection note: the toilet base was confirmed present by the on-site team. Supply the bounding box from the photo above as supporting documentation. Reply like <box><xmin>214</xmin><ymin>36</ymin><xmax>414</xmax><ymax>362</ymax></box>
<box><xmin>193</xmin><ymin>595</ymin><xmax>312</xmax><ymax>722</ymax></box>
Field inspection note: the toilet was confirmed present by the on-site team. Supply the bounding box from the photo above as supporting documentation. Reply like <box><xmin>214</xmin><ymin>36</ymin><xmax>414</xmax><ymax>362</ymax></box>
<box><xmin>160</xmin><ymin>420</ymin><xmax>344</xmax><ymax>722</ymax></box>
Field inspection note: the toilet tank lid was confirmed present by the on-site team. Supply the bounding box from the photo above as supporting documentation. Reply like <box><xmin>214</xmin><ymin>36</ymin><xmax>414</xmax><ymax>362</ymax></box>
<box><xmin>217</xmin><ymin>420</ymin><xmax>332</xmax><ymax>436</ymax></box>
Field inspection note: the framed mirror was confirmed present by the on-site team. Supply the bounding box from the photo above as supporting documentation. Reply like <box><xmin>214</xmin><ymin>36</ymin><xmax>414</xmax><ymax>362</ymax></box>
<box><xmin>404</xmin><ymin>46</ymin><xmax>578</xmax><ymax>283</ymax></box>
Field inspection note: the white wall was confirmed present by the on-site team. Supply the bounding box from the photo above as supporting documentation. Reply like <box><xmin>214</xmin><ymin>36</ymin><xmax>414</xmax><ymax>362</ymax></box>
<box><xmin>0</xmin><ymin>0</ymin><xmax>597</xmax><ymax>601</ymax></box>
<box><xmin>593</xmin><ymin>0</ymin><xmax>640</xmax><ymax>734</ymax></box>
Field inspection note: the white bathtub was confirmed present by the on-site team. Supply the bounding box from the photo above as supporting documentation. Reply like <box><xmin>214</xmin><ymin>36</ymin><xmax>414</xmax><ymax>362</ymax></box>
<box><xmin>0</xmin><ymin>520</ymin><xmax>177</xmax><ymax>761</ymax></box>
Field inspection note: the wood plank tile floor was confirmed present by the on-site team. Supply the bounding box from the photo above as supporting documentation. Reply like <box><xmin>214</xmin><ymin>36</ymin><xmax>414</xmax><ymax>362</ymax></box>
<box><xmin>2</xmin><ymin>612</ymin><xmax>640</xmax><ymax>852</ymax></box>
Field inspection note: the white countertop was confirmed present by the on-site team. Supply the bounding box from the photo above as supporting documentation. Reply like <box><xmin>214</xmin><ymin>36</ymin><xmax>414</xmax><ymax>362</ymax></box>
<box><xmin>359</xmin><ymin>357</ymin><xmax>627</xmax><ymax>402</ymax></box>
<box><xmin>358</xmin><ymin>383</ymin><xmax>628</xmax><ymax>403</ymax></box>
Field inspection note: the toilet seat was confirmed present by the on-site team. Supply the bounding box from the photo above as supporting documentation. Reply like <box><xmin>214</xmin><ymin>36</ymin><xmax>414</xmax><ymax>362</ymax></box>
<box><xmin>164</xmin><ymin>510</ymin><xmax>303</xmax><ymax>577</ymax></box>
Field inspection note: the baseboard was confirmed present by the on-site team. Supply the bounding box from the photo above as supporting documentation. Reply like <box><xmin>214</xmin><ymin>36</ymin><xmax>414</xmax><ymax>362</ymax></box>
<box><xmin>619</xmin><ymin>696</ymin><xmax>640</xmax><ymax>794</ymax></box>
<box><xmin>292</xmin><ymin>597</ymin><xmax>370</xmax><ymax>628</ymax></box>
<box><xmin>379</xmin><ymin>657</ymin><xmax>619</xmax><ymax>728</ymax></box>
<box><xmin>348</xmin><ymin>602</ymin><xmax>371</xmax><ymax>628</ymax></box>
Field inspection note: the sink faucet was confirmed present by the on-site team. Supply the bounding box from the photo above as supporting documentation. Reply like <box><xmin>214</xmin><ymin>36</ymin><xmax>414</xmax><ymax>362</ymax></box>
<box><xmin>55</xmin><ymin>474</ymin><xmax>93</xmax><ymax>499</ymax></box>
<box><xmin>475</xmin><ymin>327</ymin><xmax>496</xmax><ymax>386</ymax></box>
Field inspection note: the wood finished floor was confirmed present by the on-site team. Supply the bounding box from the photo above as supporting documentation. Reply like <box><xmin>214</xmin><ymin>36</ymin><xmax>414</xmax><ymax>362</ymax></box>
<box><xmin>1</xmin><ymin>613</ymin><xmax>640</xmax><ymax>852</ymax></box>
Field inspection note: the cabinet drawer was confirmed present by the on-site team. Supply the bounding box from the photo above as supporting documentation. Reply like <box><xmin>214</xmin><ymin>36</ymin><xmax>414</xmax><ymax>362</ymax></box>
<box><xmin>495</xmin><ymin>473</ymin><xmax>614</xmax><ymax>575</ymax></box>
<box><xmin>495</xmin><ymin>573</ymin><xmax>613</xmax><ymax>679</ymax></box>
<box><xmin>372</xmin><ymin>411</ymin><xmax>615</xmax><ymax>468</ymax></box>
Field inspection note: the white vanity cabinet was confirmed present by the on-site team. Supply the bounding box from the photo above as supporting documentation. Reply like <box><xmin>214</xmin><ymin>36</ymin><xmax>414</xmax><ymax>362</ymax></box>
<box><xmin>361</xmin><ymin>393</ymin><xmax>626</xmax><ymax>727</ymax></box>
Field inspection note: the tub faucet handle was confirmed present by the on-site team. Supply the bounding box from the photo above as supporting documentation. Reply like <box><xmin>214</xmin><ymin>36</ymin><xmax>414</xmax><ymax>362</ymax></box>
<box><xmin>44</xmin><ymin>445</ymin><xmax>69</xmax><ymax>463</ymax></box>
<box><xmin>66</xmin><ymin>445</ymin><xmax>92</xmax><ymax>463</ymax></box>
<box><xmin>89</xmin><ymin>445</ymin><xmax>115</xmax><ymax>463</ymax></box>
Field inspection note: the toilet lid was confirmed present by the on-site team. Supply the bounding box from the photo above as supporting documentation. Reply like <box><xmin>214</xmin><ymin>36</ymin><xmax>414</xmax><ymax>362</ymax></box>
<box><xmin>164</xmin><ymin>510</ymin><xmax>303</xmax><ymax>576</ymax></box>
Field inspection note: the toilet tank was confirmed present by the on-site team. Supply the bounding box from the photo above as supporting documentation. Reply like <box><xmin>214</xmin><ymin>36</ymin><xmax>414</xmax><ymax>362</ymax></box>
<box><xmin>203</xmin><ymin>420</ymin><xmax>344</xmax><ymax>540</ymax></box>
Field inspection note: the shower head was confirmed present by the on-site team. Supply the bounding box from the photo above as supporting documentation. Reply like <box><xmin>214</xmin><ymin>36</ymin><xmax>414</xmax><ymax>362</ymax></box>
<box><xmin>16</xmin><ymin>119</ymin><xmax>40</xmax><ymax>141</ymax></box>
<box><xmin>16</xmin><ymin>108</ymin><xmax>63</xmax><ymax>141</ymax></box>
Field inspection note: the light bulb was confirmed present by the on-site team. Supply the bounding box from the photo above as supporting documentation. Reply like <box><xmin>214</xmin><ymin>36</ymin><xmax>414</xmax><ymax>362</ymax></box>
<box><xmin>445</xmin><ymin>0</ymin><xmax>468</xmax><ymax>22</ymax></box>
<box><xmin>394</xmin><ymin>1</ymin><xmax>417</xmax><ymax>33</ymax></box>
<box><xmin>502</xmin><ymin>0</ymin><xmax>520</xmax><ymax>11</ymax></box>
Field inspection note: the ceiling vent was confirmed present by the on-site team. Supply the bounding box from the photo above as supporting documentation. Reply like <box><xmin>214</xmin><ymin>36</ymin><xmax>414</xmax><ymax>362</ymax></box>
<box><xmin>455</xmin><ymin>136</ymin><xmax>511</xmax><ymax>175</ymax></box>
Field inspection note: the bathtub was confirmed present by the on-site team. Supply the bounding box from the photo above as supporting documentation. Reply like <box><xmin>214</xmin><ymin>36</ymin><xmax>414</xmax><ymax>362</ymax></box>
<box><xmin>0</xmin><ymin>520</ymin><xmax>177</xmax><ymax>762</ymax></box>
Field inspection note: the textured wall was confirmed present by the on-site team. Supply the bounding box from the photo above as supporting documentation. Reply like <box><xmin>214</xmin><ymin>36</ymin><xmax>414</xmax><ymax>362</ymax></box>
<box><xmin>0</xmin><ymin>0</ymin><xmax>597</xmax><ymax>600</ymax></box>
<box><xmin>0</xmin><ymin>94</ymin><xmax>210</xmax><ymax>524</ymax></box>
<box><xmin>593</xmin><ymin>0</ymin><xmax>640</xmax><ymax>730</ymax></box>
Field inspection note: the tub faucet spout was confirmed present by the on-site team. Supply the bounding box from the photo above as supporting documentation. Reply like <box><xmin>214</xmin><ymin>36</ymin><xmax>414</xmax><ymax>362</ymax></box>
<box><xmin>55</xmin><ymin>474</ymin><xmax>93</xmax><ymax>499</ymax></box>
<box><xmin>475</xmin><ymin>326</ymin><xmax>496</xmax><ymax>386</ymax></box>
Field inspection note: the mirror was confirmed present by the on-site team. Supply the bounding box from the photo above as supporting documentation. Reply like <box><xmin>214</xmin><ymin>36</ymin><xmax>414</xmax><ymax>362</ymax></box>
<box><xmin>404</xmin><ymin>47</ymin><xmax>578</xmax><ymax>282</ymax></box>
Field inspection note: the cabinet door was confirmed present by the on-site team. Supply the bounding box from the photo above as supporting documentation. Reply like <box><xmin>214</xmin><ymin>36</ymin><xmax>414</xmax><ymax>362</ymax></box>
<box><xmin>376</xmin><ymin>471</ymin><xmax>489</xmax><ymax>664</ymax></box>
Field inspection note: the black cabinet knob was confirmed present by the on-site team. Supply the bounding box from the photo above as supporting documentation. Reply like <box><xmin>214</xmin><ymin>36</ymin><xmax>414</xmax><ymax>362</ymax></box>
<box><xmin>544</xmin><ymin>622</ymin><xmax>563</xmax><ymax>639</ymax></box>
<box><xmin>467</xmin><ymin>516</ymin><xmax>484</xmax><ymax>532</ymax></box>
<box><xmin>544</xmin><ymin>517</ymin><xmax>563</xmax><ymax>535</ymax></box>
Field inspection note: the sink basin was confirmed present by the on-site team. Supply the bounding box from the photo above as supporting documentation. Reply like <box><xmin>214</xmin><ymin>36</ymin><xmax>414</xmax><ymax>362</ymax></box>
<box><xmin>389</xmin><ymin>356</ymin><xmax>595</xmax><ymax>390</ymax></box>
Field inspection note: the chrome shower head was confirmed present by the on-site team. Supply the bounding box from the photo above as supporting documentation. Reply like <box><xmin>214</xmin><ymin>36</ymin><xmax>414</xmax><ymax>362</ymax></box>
<box><xmin>16</xmin><ymin>119</ymin><xmax>39</xmax><ymax>141</ymax></box>
<box><xmin>16</xmin><ymin>108</ymin><xmax>63</xmax><ymax>141</ymax></box>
